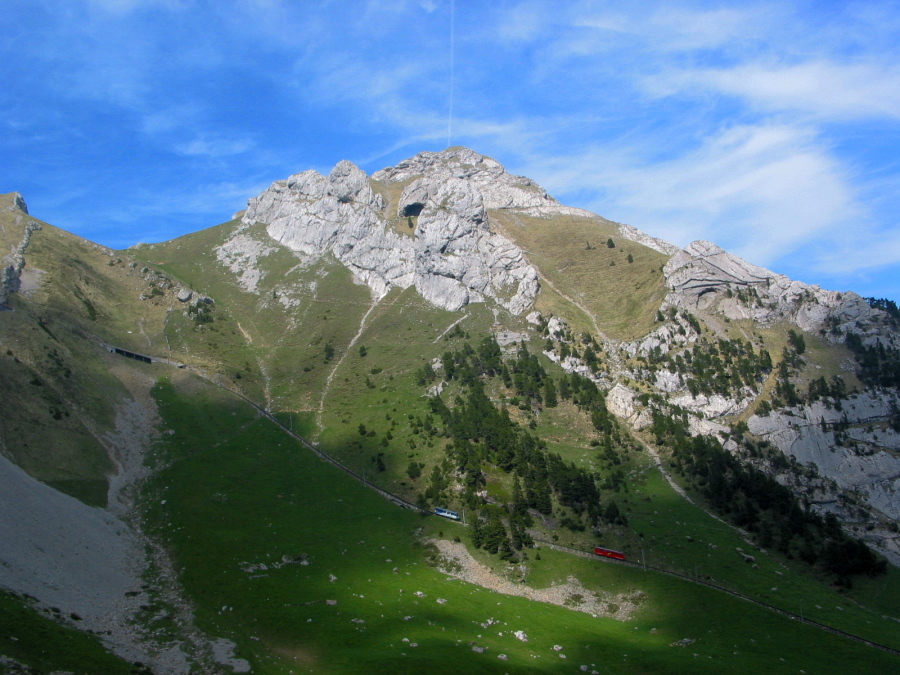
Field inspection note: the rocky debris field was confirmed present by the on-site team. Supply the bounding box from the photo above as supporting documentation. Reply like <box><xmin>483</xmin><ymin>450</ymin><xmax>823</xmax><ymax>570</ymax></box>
<box><xmin>431</xmin><ymin>539</ymin><xmax>642</xmax><ymax>621</ymax></box>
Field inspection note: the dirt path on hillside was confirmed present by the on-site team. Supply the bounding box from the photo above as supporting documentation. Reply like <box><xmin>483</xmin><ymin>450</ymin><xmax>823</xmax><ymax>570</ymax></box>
<box><xmin>635</xmin><ymin>435</ymin><xmax>765</xmax><ymax>556</ymax></box>
<box><xmin>434</xmin><ymin>313</ymin><xmax>470</xmax><ymax>343</ymax></box>
<box><xmin>639</xmin><ymin>438</ymin><xmax>693</xmax><ymax>503</ymax></box>
<box><xmin>537</xmin><ymin>273</ymin><xmax>608</xmax><ymax>341</ymax></box>
<box><xmin>315</xmin><ymin>293</ymin><xmax>384</xmax><ymax>436</ymax></box>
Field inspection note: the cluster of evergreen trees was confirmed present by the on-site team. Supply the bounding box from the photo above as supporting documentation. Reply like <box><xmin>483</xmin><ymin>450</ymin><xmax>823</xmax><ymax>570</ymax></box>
<box><xmin>845</xmin><ymin>333</ymin><xmax>900</xmax><ymax>389</ymax></box>
<box><xmin>864</xmin><ymin>297</ymin><xmax>900</xmax><ymax>325</ymax></box>
<box><xmin>660</xmin><ymin>337</ymin><xmax>772</xmax><ymax>398</ymax></box>
<box><xmin>771</xmin><ymin>330</ymin><xmax>807</xmax><ymax>407</ymax></box>
<box><xmin>806</xmin><ymin>375</ymin><xmax>847</xmax><ymax>404</ymax></box>
<box><xmin>427</xmin><ymin>379</ymin><xmax>607</xmax><ymax>520</ymax></box>
<box><xmin>651</xmin><ymin>410</ymin><xmax>885</xmax><ymax>584</ymax></box>
<box><xmin>421</xmin><ymin>337</ymin><xmax>628</xmax><ymax>559</ymax></box>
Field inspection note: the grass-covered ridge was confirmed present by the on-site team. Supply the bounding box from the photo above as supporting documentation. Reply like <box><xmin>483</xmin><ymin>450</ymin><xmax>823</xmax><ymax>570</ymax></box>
<box><xmin>490</xmin><ymin>210</ymin><xmax>669</xmax><ymax>340</ymax></box>
<box><xmin>0</xmin><ymin>209</ymin><xmax>156</xmax><ymax>505</ymax></box>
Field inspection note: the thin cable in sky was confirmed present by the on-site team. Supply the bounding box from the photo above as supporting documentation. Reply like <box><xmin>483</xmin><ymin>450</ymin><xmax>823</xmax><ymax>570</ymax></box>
<box><xmin>447</xmin><ymin>0</ymin><xmax>455</xmax><ymax>149</ymax></box>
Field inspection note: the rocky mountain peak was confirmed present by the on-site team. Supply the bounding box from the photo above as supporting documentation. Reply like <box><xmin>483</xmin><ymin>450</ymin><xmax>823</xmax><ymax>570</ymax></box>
<box><xmin>325</xmin><ymin>160</ymin><xmax>380</xmax><ymax>206</ymax></box>
<box><xmin>2</xmin><ymin>191</ymin><xmax>29</xmax><ymax>214</ymax></box>
<box><xmin>664</xmin><ymin>239</ymin><xmax>889</xmax><ymax>342</ymax></box>
<box><xmin>236</xmin><ymin>147</ymin><xmax>893</xmax><ymax>342</ymax></box>
<box><xmin>373</xmin><ymin>146</ymin><xmax>558</xmax><ymax>212</ymax></box>
<box><xmin>239</xmin><ymin>148</ymin><xmax>540</xmax><ymax>314</ymax></box>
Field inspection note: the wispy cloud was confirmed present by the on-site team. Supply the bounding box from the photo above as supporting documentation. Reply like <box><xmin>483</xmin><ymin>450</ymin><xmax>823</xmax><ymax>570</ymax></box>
<box><xmin>647</xmin><ymin>60</ymin><xmax>900</xmax><ymax>121</ymax></box>
<box><xmin>84</xmin><ymin>0</ymin><xmax>183</xmax><ymax>13</ymax></box>
<box><xmin>2</xmin><ymin>0</ymin><xmax>899</xmax><ymax>299</ymax></box>
<box><xmin>537</xmin><ymin>124</ymin><xmax>860</xmax><ymax>262</ymax></box>
<box><xmin>572</xmin><ymin>3</ymin><xmax>777</xmax><ymax>52</ymax></box>
<box><xmin>175</xmin><ymin>135</ymin><xmax>255</xmax><ymax>158</ymax></box>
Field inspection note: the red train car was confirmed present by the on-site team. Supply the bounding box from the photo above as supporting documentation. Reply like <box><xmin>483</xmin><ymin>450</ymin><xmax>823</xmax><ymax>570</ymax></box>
<box><xmin>593</xmin><ymin>546</ymin><xmax>625</xmax><ymax>561</ymax></box>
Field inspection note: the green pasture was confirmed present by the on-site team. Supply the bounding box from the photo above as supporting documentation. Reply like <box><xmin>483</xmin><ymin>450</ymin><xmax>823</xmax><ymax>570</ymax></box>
<box><xmin>141</xmin><ymin>374</ymin><xmax>900</xmax><ymax>674</ymax></box>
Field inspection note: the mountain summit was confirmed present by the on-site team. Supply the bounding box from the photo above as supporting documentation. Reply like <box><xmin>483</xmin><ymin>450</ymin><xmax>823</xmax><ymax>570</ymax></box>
<box><xmin>236</xmin><ymin>147</ymin><xmax>682</xmax><ymax>316</ymax></box>
<box><xmin>240</xmin><ymin>147</ymin><xmax>552</xmax><ymax>314</ymax></box>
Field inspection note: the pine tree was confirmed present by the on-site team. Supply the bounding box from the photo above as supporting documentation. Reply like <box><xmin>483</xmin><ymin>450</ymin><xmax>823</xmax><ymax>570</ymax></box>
<box><xmin>543</xmin><ymin>379</ymin><xmax>558</xmax><ymax>407</ymax></box>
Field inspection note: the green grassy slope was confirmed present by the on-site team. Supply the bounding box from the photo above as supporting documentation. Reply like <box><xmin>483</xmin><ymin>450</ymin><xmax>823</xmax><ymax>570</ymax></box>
<box><xmin>141</xmin><ymin>372</ymin><xmax>899</xmax><ymax>674</ymax></box>
<box><xmin>491</xmin><ymin>211</ymin><xmax>669</xmax><ymax>340</ymax></box>
<box><xmin>130</xmin><ymin>218</ymin><xmax>900</xmax><ymax>654</ymax></box>
<box><xmin>0</xmin><ymin>208</ymin><xmax>160</xmax><ymax>505</ymax></box>
<box><xmin>132</xmin><ymin>220</ymin><xmax>376</xmax><ymax>412</ymax></box>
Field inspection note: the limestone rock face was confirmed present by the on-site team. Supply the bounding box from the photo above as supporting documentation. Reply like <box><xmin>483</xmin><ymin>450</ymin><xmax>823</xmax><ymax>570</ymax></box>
<box><xmin>375</xmin><ymin>146</ymin><xmax>620</xmax><ymax>232</ymax></box>
<box><xmin>242</xmin><ymin>149</ymin><xmax>540</xmax><ymax>314</ymax></box>
<box><xmin>374</xmin><ymin>147</ymin><xmax>557</xmax><ymax>211</ymax></box>
<box><xmin>1</xmin><ymin>219</ymin><xmax>41</xmax><ymax>303</ymax></box>
<box><xmin>606</xmin><ymin>384</ymin><xmax>652</xmax><ymax>430</ymax></box>
<box><xmin>663</xmin><ymin>241</ymin><xmax>889</xmax><ymax>341</ymax></box>
<box><xmin>214</xmin><ymin>233</ymin><xmax>277</xmax><ymax>294</ymax></box>
<box><xmin>748</xmin><ymin>391</ymin><xmax>900</xmax><ymax>522</ymax></box>
<box><xmin>3</xmin><ymin>192</ymin><xmax>28</xmax><ymax>214</ymax></box>
<box><xmin>616</xmin><ymin>223</ymin><xmax>680</xmax><ymax>256</ymax></box>
<box><xmin>671</xmin><ymin>392</ymin><xmax>755</xmax><ymax>419</ymax></box>
<box><xmin>621</xmin><ymin>321</ymin><xmax>695</xmax><ymax>359</ymax></box>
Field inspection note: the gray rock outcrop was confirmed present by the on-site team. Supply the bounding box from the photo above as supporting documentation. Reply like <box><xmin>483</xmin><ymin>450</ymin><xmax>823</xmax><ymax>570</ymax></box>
<box><xmin>1</xmin><ymin>219</ymin><xmax>41</xmax><ymax>303</ymax></box>
<box><xmin>4</xmin><ymin>192</ymin><xmax>28</xmax><ymax>214</ymax></box>
<box><xmin>214</xmin><ymin>232</ymin><xmax>277</xmax><ymax>294</ymax></box>
<box><xmin>748</xmin><ymin>391</ymin><xmax>900</xmax><ymax>522</ymax></box>
<box><xmin>616</xmin><ymin>223</ymin><xmax>680</xmax><ymax>256</ymax></box>
<box><xmin>663</xmin><ymin>240</ymin><xmax>887</xmax><ymax>339</ymax></box>
<box><xmin>606</xmin><ymin>384</ymin><xmax>653</xmax><ymax>430</ymax></box>
<box><xmin>373</xmin><ymin>147</ymin><xmax>557</xmax><ymax>211</ymax></box>
<box><xmin>241</xmin><ymin>149</ymin><xmax>540</xmax><ymax>314</ymax></box>
<box><xmin>621</xmin><ymin>321</ymin><xmax>696</xmax><ymax>359</ymax></box>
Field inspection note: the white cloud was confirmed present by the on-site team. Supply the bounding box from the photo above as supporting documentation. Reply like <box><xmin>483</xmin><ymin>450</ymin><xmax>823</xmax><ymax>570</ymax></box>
<box><xmin>174</xmin><ymin>135</ymin><xmax>254</xmax><ymax>158</ymax></box>
<box><xmin>810</xmin><ymin>229</ymin><xmax>900</xmax><ymax>277</ymax></box>
<box><xmin>140</xmin><ymin>105</ymin><xmax>202</xmax><ymax>134</ymax></box>
<box><xmin>573</xmin><ymin>4</ymin><xmax>773</xmax><ymax>51</ymax></box>
<box><xmin>559</xmin><ymin>2</ymin><xmax>781</xmax><ymax>58</ymax></box>
<box><xmin>84</xmin><ymin>0</ymin><xmax>182</xmax><ymax>13</ymax></box>
<box><xmin>646</xmin><ymin>6</ymin><xmax>769</xmax><ymax>50</ymax></box>
<box><xmin>496</xmin><ymin>1</ymin><xmax>550</xmax><ymax>43</ymax></box>
<box><xmin>647</xmin><ymin>60</ymin><xmax>900</xmax><ymax>121</ymax></box>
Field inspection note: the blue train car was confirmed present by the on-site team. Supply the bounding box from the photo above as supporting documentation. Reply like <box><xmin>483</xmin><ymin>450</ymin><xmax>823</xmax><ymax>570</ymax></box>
<box><xmin>434</xmin><ymin>507</ymin><xmax>460</xmax><ymax>521</ymax></box>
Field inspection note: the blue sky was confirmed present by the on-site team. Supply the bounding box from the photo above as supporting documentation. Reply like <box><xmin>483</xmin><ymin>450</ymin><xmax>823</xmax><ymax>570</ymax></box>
<box><xmin>3</xmin><ymin>0</ymin><xmax>900</xmax><ymax>301</ymax></box>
